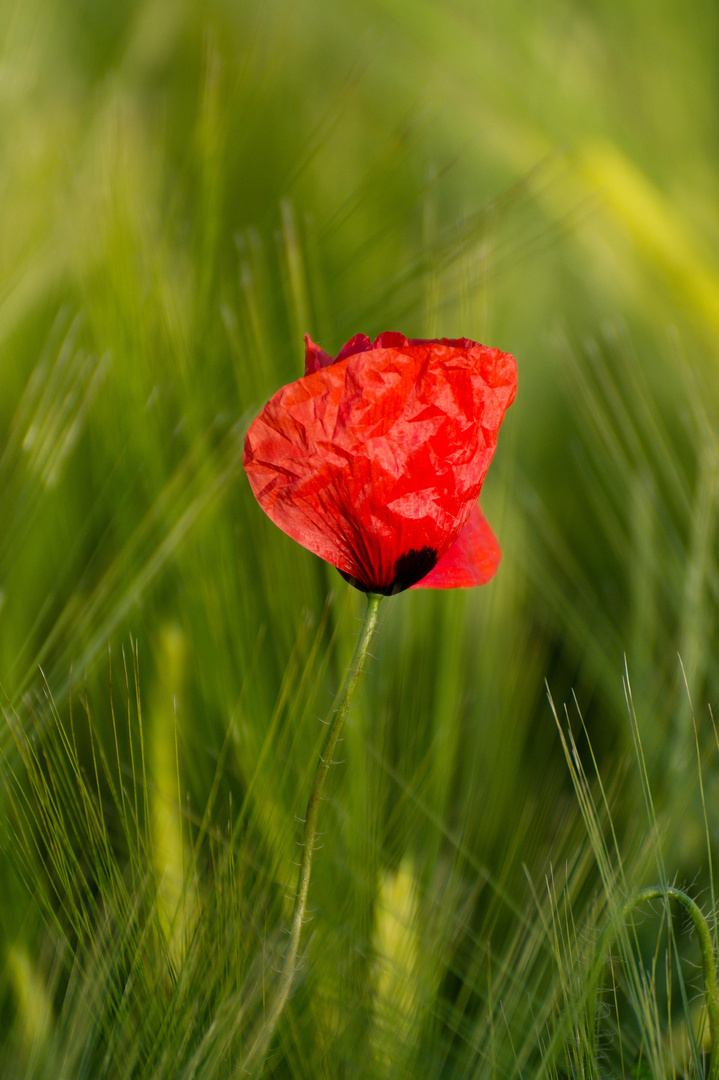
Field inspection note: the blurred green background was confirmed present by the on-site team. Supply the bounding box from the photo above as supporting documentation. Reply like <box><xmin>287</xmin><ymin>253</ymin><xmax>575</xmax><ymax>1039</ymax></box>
<box><xmin>2</xmin><ymin>0</ymin><xmax>719</xmax><ymax>1075</ymax></box>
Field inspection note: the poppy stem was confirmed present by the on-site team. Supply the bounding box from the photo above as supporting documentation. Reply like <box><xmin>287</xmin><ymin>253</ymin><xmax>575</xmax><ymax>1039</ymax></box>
<box><xmin>239</xmin><ymin>591</ymin><xmax>383</xmax><ymax>1076</ymax></box>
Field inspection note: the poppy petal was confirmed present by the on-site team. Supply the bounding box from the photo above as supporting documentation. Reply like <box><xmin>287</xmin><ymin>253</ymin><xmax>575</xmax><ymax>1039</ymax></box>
<box><xmin>372</xmin><ymin>331</ymin><xmax>410</xmax><ymax>350</ymax></box>
<box><xmin>244</xmin><ymin>336</ymin><xmax>516</xmax><ymax>594</ymax></box>
<box><xmin>304</xmin><ymin>335</ymin><xmax>334</xmax><ymax>375</ymax></box>
<box><xmin>335</xmin><ymin>333</ymin><xmax>373</xmax><ymax>363</ymax></box>
<box><xmin>410</xmin><ymin>504</ymin><xmax>501</xmax><ymax>589</ymax></box>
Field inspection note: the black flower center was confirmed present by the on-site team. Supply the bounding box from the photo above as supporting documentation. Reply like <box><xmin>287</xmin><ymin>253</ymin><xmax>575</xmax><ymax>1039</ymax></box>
<box><xmin>338</xmin><ymin>546</ymin><xmax>438</xmax><ymax>596</ymax></box>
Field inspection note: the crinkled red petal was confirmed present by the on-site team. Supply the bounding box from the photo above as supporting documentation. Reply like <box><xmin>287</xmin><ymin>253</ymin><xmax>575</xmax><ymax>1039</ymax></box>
<box><xmin>335</xmin><ymin>333</ymin><xmax>372</xmax><ymax>364</ymax></box>
<box><xmin>305</xmin><ymin>331</ymin><xmax>484</xmax><ymax>376</ymax></box>
<box><xmin>410</xmin><ymin>503</ymin><xmax>501</xmax><ymax>589</ymax></box>
<box><xmin>304</xmin><ymin>335</ymin><xmax>334</xmax><ymax>376</ymax></box>
<box><xmin>244</xmin><ymin>338</ymin><xmax>516</xmax><ymax>593</ymax></box>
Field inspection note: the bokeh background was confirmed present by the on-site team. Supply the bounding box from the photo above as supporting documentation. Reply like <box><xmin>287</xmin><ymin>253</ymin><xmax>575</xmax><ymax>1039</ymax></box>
<box><xmin>2</xmin><ymin>0</ymin><xmax>719</xmax><ymax>1075</ymax></box>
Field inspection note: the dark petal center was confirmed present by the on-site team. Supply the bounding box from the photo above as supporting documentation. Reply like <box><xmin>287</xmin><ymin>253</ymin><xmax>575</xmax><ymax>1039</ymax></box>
<box><xmin>338</xmin><ymin>546</ymin><xmax>438</xmax><ymax>596</ymax></box>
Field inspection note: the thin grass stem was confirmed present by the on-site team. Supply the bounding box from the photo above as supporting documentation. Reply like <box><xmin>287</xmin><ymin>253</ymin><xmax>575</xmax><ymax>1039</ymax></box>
<box><xmin>238</xmin><ymin>591</ymin><xmax>383</xmax><ymax>1076</ymax></box>
<box><xmin>589</xmin><ymin>885</ymin><xmax>719</xmax><ymax>1078</ymax></box>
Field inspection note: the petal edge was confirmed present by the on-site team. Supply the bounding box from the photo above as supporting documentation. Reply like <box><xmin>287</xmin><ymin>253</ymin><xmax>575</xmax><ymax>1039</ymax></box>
<box><xmin>411</xmin><ymin>504</ymin><xmax>501</xmax><ymax>589</ymax></box>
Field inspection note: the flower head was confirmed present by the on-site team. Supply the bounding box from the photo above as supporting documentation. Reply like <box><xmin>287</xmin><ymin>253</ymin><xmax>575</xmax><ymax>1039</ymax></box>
<box><xmin>243</xmin><ymin>332</ymin><xmax>517</xmax><ymax>594</ymax></box>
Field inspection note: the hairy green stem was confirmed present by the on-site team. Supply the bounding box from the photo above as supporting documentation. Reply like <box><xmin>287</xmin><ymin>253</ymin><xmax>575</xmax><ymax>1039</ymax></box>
<box><xmin>239</xmin><ymin>592</ymin><xmax>383</xmax><ymax>1076</ymax></box>
<box><xmin>590</xmin><ymin>885</ymin><xmax>719</xmax><ymax>1075</ymax></box>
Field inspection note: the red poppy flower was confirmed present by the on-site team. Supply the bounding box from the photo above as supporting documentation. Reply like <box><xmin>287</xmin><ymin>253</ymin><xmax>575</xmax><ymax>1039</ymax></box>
<box><xmin>243</xmin><ymin>331</ymin><xmax>517</xmax><ymax>595</ymax></box>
